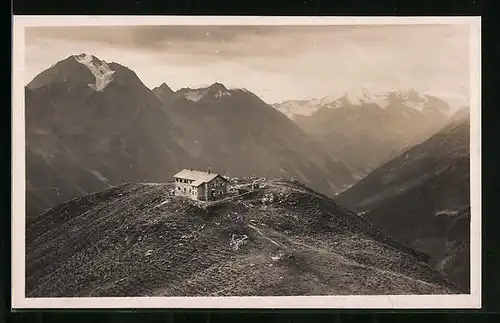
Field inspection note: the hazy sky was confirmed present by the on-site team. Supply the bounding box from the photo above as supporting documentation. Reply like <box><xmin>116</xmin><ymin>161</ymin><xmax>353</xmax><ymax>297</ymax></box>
<box><xmin>25</xmin><ymin>25</ymin><xmax>470</xmax><ymax>106</ymax></box>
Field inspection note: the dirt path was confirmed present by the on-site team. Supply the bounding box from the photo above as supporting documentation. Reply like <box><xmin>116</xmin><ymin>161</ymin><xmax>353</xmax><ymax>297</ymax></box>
<box><xmin>246</xmin><ymin>223</ymin><xmax>444</xmax><ymax>290</ymax></box>
<box><xmin>247</xmin><ymin>223</ymin><xmax>289</xmax><ymax>249</ymax></box>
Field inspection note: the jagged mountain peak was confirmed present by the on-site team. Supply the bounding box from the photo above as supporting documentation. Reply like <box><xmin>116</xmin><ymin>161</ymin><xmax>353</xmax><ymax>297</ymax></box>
<box><xmin>72</xmin><ymin>53</ymin><xmax>115</xmax><ymax>91</ymax></box>
<box><xmin>159</xmin><ymin>82</ymin><xmax>172</xmax><ymax>89</ymax></box>
<box><xmin>73</xmin><ymin>52</ymin><xmax>100</xmax><ymax>62</ymax></box>
<box><xmin>208</xmin><ymin>82</ymin><xmax>228</xmax><ymax>91</ymax></box>
<box><xmin>177</xmin><ymin>82</ymin><xmax>227</xmax><ymax>92</ymax></box>
<box><xmin>176</xmin><ymin>82</ymin><xmax>232</xmax><ymax>102</ymax></box>
<box><xmin>324</xmin><ymin>88</ymin><xmax>428</xmax><ymax>108</ymax></box>
<box><xmin>152</xmin><ymin>82</ymin><xmax>178</xmax><ymax>103</ymax></box>
<box><xmin>281</xmin><ymin>88</ymin><xmax>453</xmax><ymax>117</ymax></box>
<box><xmin>152</xmin><ymin>82</ymin><xmax>174</xmax><ymax>94</ymax></box>
<box><xmin>27</xmin><ymin>53</ymin><xmax>122</xmax><ymax>92</ymax></box>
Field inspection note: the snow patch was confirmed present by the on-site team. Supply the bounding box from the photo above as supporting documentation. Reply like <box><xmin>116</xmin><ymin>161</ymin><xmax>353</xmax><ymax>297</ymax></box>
<box><xmin>74</xmin><ymin>53</ymin><xmax>115</xmax><ymax>91</ymax></box>
<box><xmin>181</xmin><ymin>89</ymin><xmax>208</xmax><ymax>102</ymax></box>
<box><xmin>179</xmin><ymin>87</ymin><xmax>231</xmax><ymax>102</ymax></box>
<box><xmin>435</xmin><ymin>209</ymin><xmax>460</xmax><ymax>217</ymax></box>
<box><xmin>317</xmin><ymin>88</ymin><xmax>440</xmax><ymax>114</ymax></box>
<box><xmin>320</xmin><ymin>88</ymin><xmax>391</xmax><ymax>109</ymax></box>
<box><xmin>214</xmin><ymin>89</ymin><xmax>231</xmax><ymax>99</ymax></box>
<box><xmin>88</xmin><ymin>169</ymin><xmax>109</xmax><ymax>183</ymax></box>
<box><xmin>404</xmin><ymin>101</ymin><xmax>426</xmax><ymax>113</ymax></box>
<box><xmin>273</xmin><ymin>99</ymin><xmax>322</xmax><ymax>118</ymax></box>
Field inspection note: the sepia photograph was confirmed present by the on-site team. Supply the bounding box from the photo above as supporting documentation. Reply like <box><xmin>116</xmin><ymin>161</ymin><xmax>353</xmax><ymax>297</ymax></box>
<box><xmin>12</xmin><ymin>16</ymin><xmax>481</xmax><ymax>309</ymax></box>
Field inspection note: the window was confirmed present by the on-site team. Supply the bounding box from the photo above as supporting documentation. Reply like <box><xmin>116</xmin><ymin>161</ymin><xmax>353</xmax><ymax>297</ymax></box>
<box><xmin>177</xmin><ymin>186</ymin><xmax>180</xmax><ymax>190</ymax></box>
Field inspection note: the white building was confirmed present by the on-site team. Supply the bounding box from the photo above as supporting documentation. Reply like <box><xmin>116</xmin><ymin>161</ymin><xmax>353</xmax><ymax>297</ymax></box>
<box><xmin>173</xmin><ymin>169</ymin><xmax>229</xmax><ymax>201</ymax></box>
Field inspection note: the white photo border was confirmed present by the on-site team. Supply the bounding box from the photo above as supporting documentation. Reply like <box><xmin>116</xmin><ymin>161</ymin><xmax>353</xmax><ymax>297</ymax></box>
<box><xmin>11</xmin><ymin>15</ymin><xmax>482</xmax><ymax>309</ymax></box>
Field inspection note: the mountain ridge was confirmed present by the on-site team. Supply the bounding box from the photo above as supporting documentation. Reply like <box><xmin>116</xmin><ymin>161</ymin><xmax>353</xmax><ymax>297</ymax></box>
<box><xmin>290</xmin><ymin>89</ymin><xmax>453</xmax><ymax>174</ymax></box>
<box><xmin>25</xmin><ymin>54</ymin><xmax>359</xmax><ymax>218</ymax></box>
<box><xmin>26</xmin><ymin>179</ymin><xmax>459</xmax><ymax>297</ymax></box>
<box><xmin>273</xmin><ymin>88</ymin><xmax>460</xmax><ymax>119</ymax></box>
<box><xmin>335</xmin><ymin>115</ymin><xmax>471</xmax><ymax>291</ymax></box>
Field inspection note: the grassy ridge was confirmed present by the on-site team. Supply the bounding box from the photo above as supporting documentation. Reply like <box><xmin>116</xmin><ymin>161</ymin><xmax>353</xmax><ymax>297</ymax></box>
<box><xmin>26</xmin><ymin>180</ymin><xmax>458</xmax><ymax>297</ymax></box>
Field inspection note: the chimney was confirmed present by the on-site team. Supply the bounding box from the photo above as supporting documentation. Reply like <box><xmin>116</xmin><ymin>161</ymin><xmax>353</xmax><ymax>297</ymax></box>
<box><xmin>207</xmin><ymin>167</ymin><xmax>211</xmax><ymax>174</ymax></box>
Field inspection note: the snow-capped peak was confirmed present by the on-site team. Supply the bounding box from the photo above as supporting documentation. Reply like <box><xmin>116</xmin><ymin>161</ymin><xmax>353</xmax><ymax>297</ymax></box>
<box><xmin>272</xmin><ymin>98</ymin><xmax>322</xmax><ymax>118</ymax></box>
<box><xmin>273</xmin><ymin>87</ymin><xmax>454</xmax><ymax>119</ymax></box>
<box><xmin>176</xmin><ymin>82</ymin><xmax>231</xmax><ymax>102</ymax></box>
<box><xmin>73</xmin><ymin>53</ymin><xmax>115</xmax><ymax>91</ymax></box>
<box><xmin>207</xmin><ymin>82</ymin><xmax>231</xmax><ymax>99</ymax></box>
<box><xmin>208</xmin><ymin>82</ymin><xmax>227</xmax><ymax>91</ymax></box>
<box><xmin>320</xmin><ymin>88</ymin><xmax>391</xmax><ymax>109</ymax></box>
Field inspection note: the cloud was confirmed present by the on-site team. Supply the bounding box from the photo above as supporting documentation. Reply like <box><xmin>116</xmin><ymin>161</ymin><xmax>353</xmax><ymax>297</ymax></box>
<box><xmin>27</xmin><ymin>25</ymin><xmax>468</xmax><ymax>59</ymax></box>
<box><xmin>25</xmin><ymin>24</ymin><xmax>471</xmax><ymax>106</ymax></box>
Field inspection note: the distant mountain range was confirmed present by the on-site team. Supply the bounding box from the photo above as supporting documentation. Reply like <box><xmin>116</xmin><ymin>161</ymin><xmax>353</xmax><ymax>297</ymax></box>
<box><xmin>274</xmin><ymin>89</ymin><xmax>458</xmax><ymax>175</ymax></box>
<box><xmin>273</xmin><ymin>88</ymin><xmax>457</xmax><ymax>119</ymax></box>
<box><xmin>25</xmin><ymin>53</ymin><xmax>357</xmax><ymax>218</ymax></box>
<box><xmin>336</xmin><ymin>112</ymin><xmax>471</xmax><ymax>291</ymax></box>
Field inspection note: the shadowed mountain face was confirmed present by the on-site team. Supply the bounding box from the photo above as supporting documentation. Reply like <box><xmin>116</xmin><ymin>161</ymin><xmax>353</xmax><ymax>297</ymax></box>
<box><xmin>25</xmin><ymin>54</ymin><xmax>199</xmax><ymax>218</ymax></box>
<box><xmin>26</xmin><ymin>179</ymin><xmax>458</xmax><ymax>297</ymax></box>
<box><xmin>153</xmin><ymin>84</ymin><xmax>358</xmax><ymax>194</ymax></box>
<box><xmin>26</xmin><ymin>54</ymin><xmax>357</xmax><ymax>218</ymax></box>
<box><xmin>335</xmin><ymin>115</ymin><xmax>471</xmax><ymax>291</ymax></box>
<box><xmin>289</xmin><ymin>90</ymin><xmax>451</xmax><ymax>174</ymax></box>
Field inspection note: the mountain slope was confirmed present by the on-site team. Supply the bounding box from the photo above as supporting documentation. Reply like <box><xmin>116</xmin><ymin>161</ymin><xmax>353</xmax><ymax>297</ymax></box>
<box><xmin>25</xmin><ymin>54</ymin><xmax>200</xmax><ymax>218</ymax></box>
<box><xmin>335</xmin><ymin>115</ymin><xmax>471</xmax><ymax>291</ymax></box>
<box><xmin>26</xmin><ymin>54</ymin><xmax>356</xmax><ymax>216</ymax></box>
<box><xmin>288</xmin><ymin>89</ymin><xmax>451</xmax><ymax>174</ymax></box>
<box><xmin>153</xmin><ymin>82</ymin><xmax>359</xmax><ymax>195</ymax></box>
<box><xmin>26</xmin><ymin>179</ymin><xmax>458</xmax><ymax>297</ymax></box>
<box><xmin>26</xmin><ymin>54</ymin><xmax>359</xmax><ymax>218</ymax></box>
